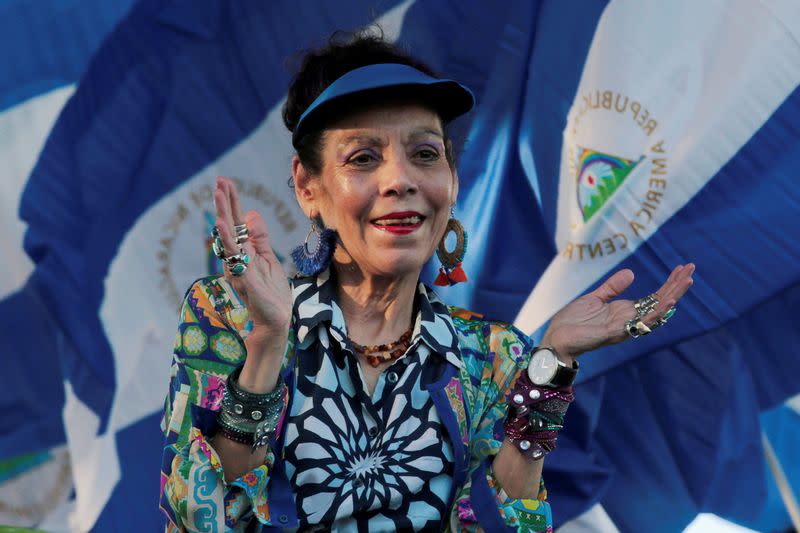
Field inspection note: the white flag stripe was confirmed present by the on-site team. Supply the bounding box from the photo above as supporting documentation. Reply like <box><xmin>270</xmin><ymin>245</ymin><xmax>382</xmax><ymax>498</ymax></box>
<box><xmin>0</xmin><ymin>86</ymin><xmax>74</xmax><ymax>299</ymax></box>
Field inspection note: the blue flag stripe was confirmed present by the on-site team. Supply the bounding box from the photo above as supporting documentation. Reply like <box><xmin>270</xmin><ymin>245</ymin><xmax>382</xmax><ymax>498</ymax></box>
<box><xmin>0</xmin><ymin>0</ymin><xmax>135</xmax><ymax>112</ymax></box>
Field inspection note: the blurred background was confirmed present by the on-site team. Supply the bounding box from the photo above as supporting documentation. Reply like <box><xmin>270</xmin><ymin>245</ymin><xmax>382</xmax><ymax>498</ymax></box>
<box><xmin>1</xmin><ymin>0</ymin><xmax>798</xmax><ymax>531</ymax></box>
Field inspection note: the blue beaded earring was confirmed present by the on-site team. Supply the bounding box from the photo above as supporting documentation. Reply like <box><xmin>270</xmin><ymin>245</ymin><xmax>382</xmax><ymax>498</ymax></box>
<box><xmin>291</xmin><ymin>219</ymin><xmax>337</xmax><ymax>276</ymax></box>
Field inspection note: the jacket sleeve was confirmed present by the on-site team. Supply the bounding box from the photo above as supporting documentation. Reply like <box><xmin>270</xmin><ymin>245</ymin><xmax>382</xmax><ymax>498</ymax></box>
<box><xmin>449</xmin><ymin>321</ymin><xmax>552</xmax><ymax>532</ymax></box>
<box><xmin>158</xmin><ymin>277</ymin><xmax>291</xmax><ymax>532</ymax></box>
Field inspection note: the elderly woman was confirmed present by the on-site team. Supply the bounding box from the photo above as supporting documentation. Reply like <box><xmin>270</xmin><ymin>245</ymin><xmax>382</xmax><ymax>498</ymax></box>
<box><xmin>159</xmin><ymin>33</ymin><xmax>694</xmax><ymax>532</ymax></box>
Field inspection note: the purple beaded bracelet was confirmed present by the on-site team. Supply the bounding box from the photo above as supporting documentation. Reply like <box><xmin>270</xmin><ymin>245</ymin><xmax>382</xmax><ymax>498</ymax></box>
<box><xmin>503</xmin><ymin>372</ymin><xmax>575</xmax><ymax>460</ymax></box>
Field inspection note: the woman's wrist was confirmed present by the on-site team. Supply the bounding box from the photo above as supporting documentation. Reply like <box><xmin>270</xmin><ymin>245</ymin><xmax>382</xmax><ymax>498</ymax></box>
<box><xmin>239</xmin><ymin>327</ymin><xmax>287</xmax><ymax>393</ymax></box>
<box><xmin>493</xmin><ymin>439</ymin><xmax>544</xmax><ymax>499</ymax></box>
<box><xmin>539</xmin><ymin>329</ymin><xmax>576</xmax><ymax>366</ymax></box>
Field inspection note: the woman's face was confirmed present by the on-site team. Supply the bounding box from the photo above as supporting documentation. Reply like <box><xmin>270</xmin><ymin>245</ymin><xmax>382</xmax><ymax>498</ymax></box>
<box><xmin>294</xmin><ymin>102</ymin><xmax>457</xmax><ymax>281</ymax></box>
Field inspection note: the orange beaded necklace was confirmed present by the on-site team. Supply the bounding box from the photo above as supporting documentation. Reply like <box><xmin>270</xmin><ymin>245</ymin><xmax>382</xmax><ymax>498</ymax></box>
<box><xmin>349</xmin><ymin>328</ymin><xmax>414</xmax><ymax>368</ymax></box>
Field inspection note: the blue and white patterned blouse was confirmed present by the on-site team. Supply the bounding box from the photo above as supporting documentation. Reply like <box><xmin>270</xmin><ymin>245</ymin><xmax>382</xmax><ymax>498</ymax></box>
<box><xmin>285</xmin><ymin>269</ymin><xmax>464</xmax><ymax>530</ymax></box>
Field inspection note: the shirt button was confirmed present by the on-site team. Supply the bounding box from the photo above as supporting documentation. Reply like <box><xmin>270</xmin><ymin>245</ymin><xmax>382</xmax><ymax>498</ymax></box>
<box><xmin>368</xmin><ymin>426</ymin><xmax>379</xmax><ymax>438</ymax></box>
<box><xmin>354</xmin><ymin>477</ymin><xmax>364</xmax><ymax>487</ymax></box>
<box><xmin>279</xmin><ymin>514</ymin><xmax>288</xmax><ymax>523</ymax></box>
<box><xmin>387</xmin><ymin>372</ymin><xmax>398</xmax><ymax>384</ymax></box>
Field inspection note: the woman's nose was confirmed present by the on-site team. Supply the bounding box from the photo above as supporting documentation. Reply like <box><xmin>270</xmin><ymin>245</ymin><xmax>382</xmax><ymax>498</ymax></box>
<box><xmin>378</xmin><ymin>157</ymin><xmax>418</xmax><ymax>197</ymax></box>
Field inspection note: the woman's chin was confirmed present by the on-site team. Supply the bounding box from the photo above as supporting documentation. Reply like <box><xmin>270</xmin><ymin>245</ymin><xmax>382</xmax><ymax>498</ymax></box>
<box><xmin>333</xmin><ymin>243</ymin><xmax>431</xmax><ymax>281</ymax></box>
<box><xmin>363</xmin><ymin>253</ymin><xmax>428</xmax><ymax>280</ymax></box>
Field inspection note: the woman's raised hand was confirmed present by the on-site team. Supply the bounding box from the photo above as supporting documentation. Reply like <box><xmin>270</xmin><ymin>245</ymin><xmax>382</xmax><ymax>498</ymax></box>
<box><xmin>541</xmin><ymin>264</ymin><xmax>696</xmax><ymax>362</ymax></box>
<box><xmin>214</xmin><ymin>176</ymin><xmax>292</xmax><ymax>367</ymax></box>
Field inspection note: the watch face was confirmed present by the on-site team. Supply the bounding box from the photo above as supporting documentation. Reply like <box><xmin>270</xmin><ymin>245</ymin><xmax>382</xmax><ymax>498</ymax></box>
<box><xmin>527</xmin><ymin>348</ymin><xmax>558</xmax><ymax>385</ymax></box>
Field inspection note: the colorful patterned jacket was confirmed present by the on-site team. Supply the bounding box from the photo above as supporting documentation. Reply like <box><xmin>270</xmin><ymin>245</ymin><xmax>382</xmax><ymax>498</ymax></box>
<box><xmin>159</xmin><ymin>274</ymin><xmax>553</xmax><ymax>531</ymax></box>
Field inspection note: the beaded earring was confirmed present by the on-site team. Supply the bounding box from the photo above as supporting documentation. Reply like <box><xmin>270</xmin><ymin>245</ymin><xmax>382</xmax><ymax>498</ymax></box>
<box><xmin>291</xmin><ymin>218</ymin><xmax>337</xmax><ymax>276</ymax></box>
<box><xmin>434</xmin><ymin>208</ymin><xmax>468</xmax><ymax>286</ymax></box>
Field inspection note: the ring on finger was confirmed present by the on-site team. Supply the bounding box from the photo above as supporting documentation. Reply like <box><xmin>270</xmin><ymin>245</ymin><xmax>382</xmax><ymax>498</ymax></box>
<box><xmin>229</xmin><ymin>262</ymin><xmax>248</xmax><ymax>276</ymax></box>
<box><xmin>224</xmin><ymin>248</ymin><xmax>250</xmax><ymax>276</ymax></box>
<box><xmin>651</xmin><ymin>306</ymin><xmax>677</xmax><ymax>330</ymax></box>
<box><xmin>211</xmin><ymin>226</ymin><xmax>226</xmax><ymax>259</ymax></box>
<box><xmin>234</xmin><ymin>223</ymin><xmax>249</xmax><ymax>245</ymax></box>
<box><xmin>234</xmin><ymin>223</ymin><xmax>249</xmax><ymax>237</ymax></box>
<box><xmin>634</xmin><ymin>294</ymin><xmax>658</xmax><ymax>316</ymax></box>
<box><xmin>633</xmin><ymin>294</ymin><xmax>659</xmax><ymax>318</ymax></box>
<box><xmin>625</xmin><ymin>319</ymin><xmax>652</xmax><ymax>339</ymax></box>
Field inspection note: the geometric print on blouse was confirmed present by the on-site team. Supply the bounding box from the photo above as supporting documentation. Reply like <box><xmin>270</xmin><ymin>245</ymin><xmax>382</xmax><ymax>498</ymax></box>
<box><xmin>159</xmin><ymin>272</ymin><xmax>553</xmax><ymax>533</ymax></box>
<box><xmin>284</xmin><ymin>270</ymin><xmax>461</xmax><ymax>531</ymax></box>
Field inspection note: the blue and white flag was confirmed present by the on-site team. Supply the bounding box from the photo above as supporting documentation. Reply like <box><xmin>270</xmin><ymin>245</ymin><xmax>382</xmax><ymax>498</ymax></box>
<box><xmin>1</xmin><ymin>1</ymin><xmax>799</xmax><ymax>531</ymax></box>
<box><xmin>510</xmin><ymin>1</ymin><xmax>800</xmax><ymax>529</ymax></box>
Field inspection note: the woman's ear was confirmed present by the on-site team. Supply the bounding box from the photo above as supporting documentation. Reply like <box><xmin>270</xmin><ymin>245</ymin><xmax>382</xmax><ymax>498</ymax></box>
<box><xmin>292</xmin><ymin>155</ymin><xmax>317</xmax><ymax>218</ymax></box>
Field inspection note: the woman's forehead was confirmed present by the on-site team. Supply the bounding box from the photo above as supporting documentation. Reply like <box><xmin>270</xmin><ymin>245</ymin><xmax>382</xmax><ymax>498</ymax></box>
<box><xmin>324</xmin><ymin>103</ymin><xmax>444</xmax><ymax>143</ymax></box>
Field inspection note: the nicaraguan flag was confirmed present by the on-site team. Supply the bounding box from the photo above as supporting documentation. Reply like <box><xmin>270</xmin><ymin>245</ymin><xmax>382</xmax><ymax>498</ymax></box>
<box><xmin>1</xmin><ymin>1</ymin><xmax>799</xmax><ymax>531</ymax></box>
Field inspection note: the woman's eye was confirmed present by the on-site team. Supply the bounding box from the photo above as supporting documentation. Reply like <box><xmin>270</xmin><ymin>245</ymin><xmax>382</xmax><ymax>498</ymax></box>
<box><xmin>415</xmin><ymin>148</ymin><xmax>440</xmax><ymax>161</ymax></box>
<box><xmin>348</xmin><ymin>152</ymin><xmax>377</xmax><ymax>166</ymax></box>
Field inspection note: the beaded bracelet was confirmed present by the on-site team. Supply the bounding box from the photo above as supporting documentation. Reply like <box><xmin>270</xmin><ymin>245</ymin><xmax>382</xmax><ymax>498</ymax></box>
<box><xmin>503</xmin><ymin>372</ymin><xmax>575</xmax><ymax>460</ymax></box>
<box><xmin>216</xmin><ymin>366</ymin><xmax>286</xmax><ymax>451</ymax></box>
<box><xmin>224</xmin><ymin>366</ymin><xmax>285</xmax><ymax>422</ymax></box>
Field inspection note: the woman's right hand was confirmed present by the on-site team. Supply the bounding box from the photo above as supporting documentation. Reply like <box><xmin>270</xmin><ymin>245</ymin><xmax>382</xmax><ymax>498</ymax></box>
<box><xmin>214</xmin><ymin>176</ymin><xmax>292</xmax><ymax>383</ymax></box>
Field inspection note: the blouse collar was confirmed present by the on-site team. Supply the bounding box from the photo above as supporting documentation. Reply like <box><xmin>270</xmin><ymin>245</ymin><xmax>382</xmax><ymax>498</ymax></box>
<box><xmin>291</xmin><ymin>269</ymin><xmax>463</xmax><ymax>369</ymax></box>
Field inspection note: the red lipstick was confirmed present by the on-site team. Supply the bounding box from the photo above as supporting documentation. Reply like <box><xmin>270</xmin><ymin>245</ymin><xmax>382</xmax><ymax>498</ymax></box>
<box><xmin>371</xmin><ymin>211</ymin><xmax>425</xmax><ymax>235</ymax></box>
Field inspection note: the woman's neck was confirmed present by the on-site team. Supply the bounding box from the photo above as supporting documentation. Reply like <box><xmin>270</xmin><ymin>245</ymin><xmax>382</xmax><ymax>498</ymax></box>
<box><xmin>333</xmin><ymin>264</ymin><xmax>419</xmax><ymax>347</ymax></box>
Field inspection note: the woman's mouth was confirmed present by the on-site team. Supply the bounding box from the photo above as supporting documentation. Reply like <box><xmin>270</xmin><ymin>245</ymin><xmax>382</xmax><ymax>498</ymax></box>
<box><xmin>371</xmin><ymin>211</ymin><xmax>425</xmax><ymax>235</ymax></box>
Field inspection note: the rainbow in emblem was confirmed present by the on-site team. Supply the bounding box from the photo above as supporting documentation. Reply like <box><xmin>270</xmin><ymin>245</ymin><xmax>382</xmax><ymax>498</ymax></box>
<box><xmin>575</xmin><ymin>147</ymin><xmax>643</xmax><ymax>222</ymax></box>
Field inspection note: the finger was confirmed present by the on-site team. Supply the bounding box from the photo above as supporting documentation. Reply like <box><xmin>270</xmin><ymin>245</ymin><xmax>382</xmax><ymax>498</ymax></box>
<box><xmin>658</xmin><ymin>263</ymin><xmax>695</xmax><ymax>305</ymax></box>
<box><xmin>227</xmin><ymin>178</ymin><xmax>247</xmax><ymax>226</ymax></box>
<box><xmin>654</xmin><ymin>264</ymin><xmax>694</xmax><ymax>313</ymax></box>
<box><xmin>244</xmin><ymin>209</ymin><xmax>286</xmax><ymax>276</ymax></box>
<box><xmin>215</xmin><ymin>178</ymin><xmax>236</xmax><ymax>231</ymax></box>
<box><xmin>244</xmin><ymin>209</ymin><xmax>273</xmax><ymax>251</ymax></box>
<box><xmin>216</xmin><ymin>218</ymin><xmax>250</xmax><ymax>282</ymax></box>
<box><xmin>650</xmin><ymin>264</ymin><xmax>683</xmax><ymax>301</ymax></box>
<box><xmin>592</xmin><ymin>268</ymin><xmax>635</xmax><ymax>303</ymax></box>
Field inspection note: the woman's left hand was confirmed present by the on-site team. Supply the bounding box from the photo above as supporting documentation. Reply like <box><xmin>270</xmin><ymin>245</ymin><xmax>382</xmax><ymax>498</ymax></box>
<box><xmin>540</xmin><ymin>263</ymin><xmax>695</xmax><ymax>364</ymax></box>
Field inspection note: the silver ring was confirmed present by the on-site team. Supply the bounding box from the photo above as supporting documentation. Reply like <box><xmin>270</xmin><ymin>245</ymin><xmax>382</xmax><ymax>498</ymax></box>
<box><xmin>633</xmin><ymin>294</ymin><xmax>659</xmax><ymax>318</ymax></box>
<box><xmin>224</xmin><ymin>250</ymin><xmax>250</xmax><ymax>277</ymax></box>
<box><xmin>625</xmin><ymin>319</ymin><xmax>652</xmax><ymax>339</ymax></box>
<box><xmin>234</xmin><ymin>223</ymin><xmax>249</xmax><ymax>245</ymax></box>
<box><xmin>211</xmin><ymin>226</ymin><xmax>225</xmax><ymax>259</ymax></box>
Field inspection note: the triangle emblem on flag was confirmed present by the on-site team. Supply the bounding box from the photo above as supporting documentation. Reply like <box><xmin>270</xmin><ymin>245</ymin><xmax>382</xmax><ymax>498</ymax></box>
<box><xmin>575</xmin><ymin>146</ymin><xmax>643</xmax><ymax>222</ymax></box>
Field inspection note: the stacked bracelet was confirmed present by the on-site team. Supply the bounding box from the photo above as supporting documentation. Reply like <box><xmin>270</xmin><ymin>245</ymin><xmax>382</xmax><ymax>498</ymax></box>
<box><xmin>503</xmin><ymin>372</ymin><xmax>575</xmax><ymax>461</ymax></box>
<box><xmin>216</xmin><ymin>366</ymin><xmax>285</xmax><ymax>451</ymax></box>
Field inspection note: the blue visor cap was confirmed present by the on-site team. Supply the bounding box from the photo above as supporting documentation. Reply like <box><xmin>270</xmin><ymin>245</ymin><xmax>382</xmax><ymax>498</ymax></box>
<box><xmin>292</xmin><ymin>63</ymin><xmax>475</xmax><ymax>147</ymax></box>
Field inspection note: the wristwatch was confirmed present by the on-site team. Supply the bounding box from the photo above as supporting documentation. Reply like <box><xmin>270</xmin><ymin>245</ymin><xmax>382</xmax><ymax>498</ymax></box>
<box><xmin>527</xmin><ymin>346</ymin><xmax>579</xmax><ymax>388</ymax></box>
